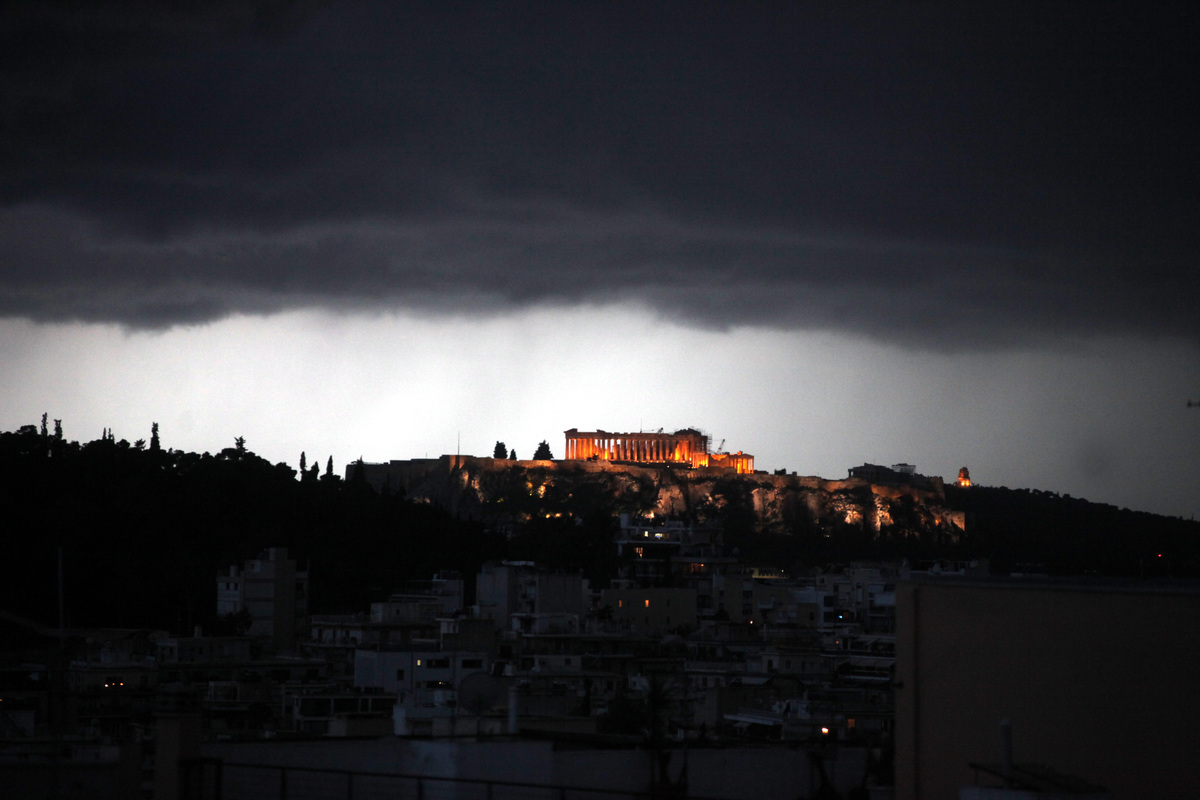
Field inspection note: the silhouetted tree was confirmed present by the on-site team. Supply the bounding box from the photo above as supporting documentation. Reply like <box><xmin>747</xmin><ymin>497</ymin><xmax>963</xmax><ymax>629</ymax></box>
<box><xmin>150</xmin><ymin>422</ymin><xmax>160</xmax><ymax>452</ymax></box>
<box><xmin>509</xmin><ymin>448</ymin><xmax>516</xmax><ymax>460</ymax></box>
<box><xmin>212</xmin><ymin>608</ymin><xmax>253</xmax><ymax>636</ymax></box>
<box><xmin>299</xmin><ymin>451</ymin><xmax>307</xmax><ymax>474</ymax></box>
<box><xmin>493</xmin><ymin>441</ymin><xmax>507</xmax><ymax>459</ymax></box>
<box><xmin>533</xmin><ymin>440</ymin><xmax>553</xmax><ymax>460</ymax></box>
<box><xmin>235</xmin><ymin>436</ymin><xmax>246</xmax><ymax>454</ymax></box>
<box><xmin>322</xmin><ymin>455</ymin><xmax>338</xmax><ymax>483</ymax></box>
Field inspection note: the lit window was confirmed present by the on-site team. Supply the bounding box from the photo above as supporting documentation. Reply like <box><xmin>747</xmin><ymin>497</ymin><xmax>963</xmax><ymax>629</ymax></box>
<box><xmin>644</xmin><ymin>599</ymin><xmax>650</xmax><ymax>608</ymax></box>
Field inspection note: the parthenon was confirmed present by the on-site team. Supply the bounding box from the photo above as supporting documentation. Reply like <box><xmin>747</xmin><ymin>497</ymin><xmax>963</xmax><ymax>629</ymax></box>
<box><xmin>563</xmin><ymin>428</ymin><xmax>754</xmax><ymax>474</ymax></box>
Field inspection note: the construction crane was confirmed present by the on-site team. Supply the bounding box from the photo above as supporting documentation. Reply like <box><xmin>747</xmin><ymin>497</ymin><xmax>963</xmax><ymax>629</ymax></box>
<box><xmin>717</xmin><ymin>438</ymin><xmax>726</xmax><ymax>451</ymax></box>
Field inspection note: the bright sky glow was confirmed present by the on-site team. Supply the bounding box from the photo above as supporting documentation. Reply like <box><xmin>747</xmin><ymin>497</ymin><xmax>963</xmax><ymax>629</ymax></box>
<box><xmin>2</xmin><ymin>311</ymin><xmax>1196</xmax><ymax>519</ymax></box>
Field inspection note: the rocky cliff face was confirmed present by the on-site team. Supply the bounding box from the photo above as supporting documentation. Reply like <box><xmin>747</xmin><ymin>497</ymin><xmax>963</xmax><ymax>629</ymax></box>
<box><xmin>396</xmin><ymin>456</ymin><xmax>964</xmax><ymax>541</ymax></box>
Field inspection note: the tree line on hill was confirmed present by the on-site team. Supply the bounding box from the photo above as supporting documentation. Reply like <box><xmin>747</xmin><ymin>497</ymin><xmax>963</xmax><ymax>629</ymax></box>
<box><xmin>1</xmin><ymin>418</ymin><xmax>1195</xmax><ymax>636</ymax></box>
<box><xmin>0</xmin><ymin>419</ymin><xmax>505</xmax><ymax>634</ymax></box>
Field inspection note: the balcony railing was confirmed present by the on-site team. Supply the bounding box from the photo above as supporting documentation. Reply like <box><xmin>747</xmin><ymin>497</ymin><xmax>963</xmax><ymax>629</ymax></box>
<box><xmin>182</xmin><ymin>759</ymin><xmax>734</xmax><ymax>800</ymax></box>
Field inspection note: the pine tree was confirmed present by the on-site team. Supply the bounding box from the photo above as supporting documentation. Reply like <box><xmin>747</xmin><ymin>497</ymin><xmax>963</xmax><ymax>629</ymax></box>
<box><xmin>533</xmin><ymin>440</ymin><xmax>553</xmax><ymax>460</ymax></box>
<box><xmin>150</xmin><ymin>422</ymin><xmax>160</xmax><ymax>452</ymax></box>
<box><xmin>509</xmin><ymin>448</ymin><xmax>516</xmax><ymax>460</ymax></box>
<box><xmin>493</xmin><ymin>441</ymin><xmax>507</xmax><ymax>459</ymax></box>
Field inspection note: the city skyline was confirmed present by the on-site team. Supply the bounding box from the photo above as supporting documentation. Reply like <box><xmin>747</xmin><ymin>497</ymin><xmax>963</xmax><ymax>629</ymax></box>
<box><xmin>1</xmin><ymin>3</ymin><xmax>1197</xmax><ymax>518</ymax></box>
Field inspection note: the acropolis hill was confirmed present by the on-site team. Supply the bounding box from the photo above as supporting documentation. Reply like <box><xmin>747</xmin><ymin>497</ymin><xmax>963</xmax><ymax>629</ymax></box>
<box><xmin>351</xmin><ymin>428</ymin><xmax>965</xmax><ymax>539</ymax></box>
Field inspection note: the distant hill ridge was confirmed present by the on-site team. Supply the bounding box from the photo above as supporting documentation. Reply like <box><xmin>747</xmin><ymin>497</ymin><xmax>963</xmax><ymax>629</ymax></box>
<box><xmin>2</xmin><ymin>422</ymin><xmax>1196</xmax><ymax>634</ymax></box>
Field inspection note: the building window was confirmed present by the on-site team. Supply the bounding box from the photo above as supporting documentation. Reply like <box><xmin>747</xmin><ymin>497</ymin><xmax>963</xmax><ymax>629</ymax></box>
<box><xmin>644</xmin><ymin>599</ymin><xmax>650</xmax><ymax>608</ymax></box>
<box><xmin>396</xmin><ymin>669</ymin><xmax>405</xmax><ymax>680</ymax></box>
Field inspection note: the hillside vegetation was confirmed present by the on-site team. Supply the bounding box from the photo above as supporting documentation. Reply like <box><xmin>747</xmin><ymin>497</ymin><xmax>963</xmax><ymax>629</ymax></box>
<box><xmin>3</xmin><ymin>421</ymin><xmax>1195</xmax><ymax>633</ymax></box>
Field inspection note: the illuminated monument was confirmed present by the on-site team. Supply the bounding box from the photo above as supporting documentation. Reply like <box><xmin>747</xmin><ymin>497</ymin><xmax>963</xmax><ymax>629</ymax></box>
<box><xmin>563</xmin><ymin>428</ymin><xmax>754</xmax><ymax>474</ymax></box>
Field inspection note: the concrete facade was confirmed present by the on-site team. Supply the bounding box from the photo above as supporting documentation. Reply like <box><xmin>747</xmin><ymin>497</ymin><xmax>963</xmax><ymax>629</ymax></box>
<box><xmin>894</xmin><ymin>579</ymin><xmax>1200</xmax><ymax>800</ymax></box>
<box><xmin>216</xmin><ymin>547</ymin><xmax>309</xmax><ymax>652</ymax></box>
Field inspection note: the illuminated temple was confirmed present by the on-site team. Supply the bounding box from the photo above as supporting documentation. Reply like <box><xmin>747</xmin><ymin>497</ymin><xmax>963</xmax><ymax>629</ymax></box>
<box><xmin>563</xmin><ymin>428</ymin><xmax>754</xmax><ymax>474</ymax></box>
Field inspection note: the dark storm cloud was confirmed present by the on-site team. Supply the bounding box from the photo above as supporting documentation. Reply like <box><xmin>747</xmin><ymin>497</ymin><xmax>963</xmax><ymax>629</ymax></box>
<box><xmin>2</xmin><ymin>2</ymin><xmax>1196</xmax><ymax>347</ymax></box>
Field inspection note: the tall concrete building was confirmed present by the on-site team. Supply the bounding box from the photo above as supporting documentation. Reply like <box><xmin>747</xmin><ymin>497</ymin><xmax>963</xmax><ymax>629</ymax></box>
<box><xmin>894</xmin><ymin>578</ymin><xmax>1200</xmax><ymax>800</ymax></box>
<box><xmin>216</xmin><ymin>547</ymin><xmax>309</xmax><ymax>652</ymax></box>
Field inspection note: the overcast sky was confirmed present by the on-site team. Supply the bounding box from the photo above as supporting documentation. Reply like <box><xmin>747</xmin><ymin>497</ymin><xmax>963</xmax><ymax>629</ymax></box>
<box><xmin>2</xmin><ymin>2</ymin><xmax>1197</xmax><ymax>518</ymax></box>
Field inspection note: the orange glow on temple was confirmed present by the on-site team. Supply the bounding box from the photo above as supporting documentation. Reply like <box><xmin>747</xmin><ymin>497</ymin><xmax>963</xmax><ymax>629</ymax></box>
<box><xmin>563</xmin><ymin>428</ymin><xmax>754</xmax><ymax>473</ymax></box>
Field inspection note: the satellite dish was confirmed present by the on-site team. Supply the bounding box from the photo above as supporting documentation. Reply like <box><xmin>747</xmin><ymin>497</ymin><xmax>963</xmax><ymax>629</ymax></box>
<box><xmin>458</xmin><ymin>672</ymin><xmax>502</xmax><ymax>716</ymax></box>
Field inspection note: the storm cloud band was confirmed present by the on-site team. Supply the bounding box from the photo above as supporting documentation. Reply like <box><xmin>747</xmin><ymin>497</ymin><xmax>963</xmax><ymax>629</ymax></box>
<box><xmin>2</xmin><ymin>2</ymin><xmax>1196</xmax><ymax>346</ymax></box>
